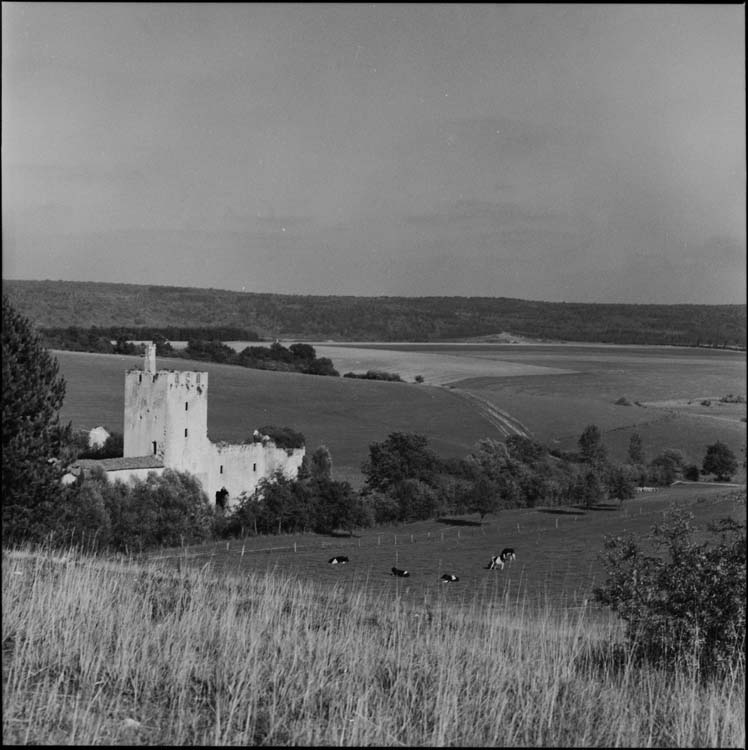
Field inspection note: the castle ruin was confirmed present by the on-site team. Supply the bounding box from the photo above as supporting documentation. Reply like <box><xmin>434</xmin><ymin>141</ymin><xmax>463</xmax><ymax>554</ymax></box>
<box><xmin>72</xmin><ymin>343</ymin><xmax>305</xmax><ymax>509</ymax></box>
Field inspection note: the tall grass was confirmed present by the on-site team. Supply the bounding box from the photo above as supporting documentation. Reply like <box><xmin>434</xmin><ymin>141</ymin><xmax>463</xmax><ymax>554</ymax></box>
<box><xmin>3</xmin><ymin>547</ymin><xmax>744</xmax><ymax>746</ymax></box>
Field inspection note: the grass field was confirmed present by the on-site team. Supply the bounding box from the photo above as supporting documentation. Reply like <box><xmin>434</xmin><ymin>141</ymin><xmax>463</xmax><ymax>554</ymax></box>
<box><xmin>53</xmin><ymin>342</ymin><xmax>746</xmax><ymax>486</ymax></box>
<box><xmin>4</xmin><ymin>486</ymin><xmax>745</xmax><ymax>745</ymax></box>
<box><xmin>143</xmin><ymin>485</ymin><xmax>746</xmax><ymax>615</ymax></box>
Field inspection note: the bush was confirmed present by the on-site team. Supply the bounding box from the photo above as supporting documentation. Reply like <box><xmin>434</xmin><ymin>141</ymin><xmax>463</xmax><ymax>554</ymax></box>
<box><xmin>343</xmin><ymin>370</ymin><xmax>403</xmax><ymax>382</ymax></box>
<box><xmin>684</xmin><ymin>464</ymin><xmax>700</xmax><ymax>482</ymax></box>
<box><xmin>99</xmin><ymin>470</ymin><xmax>215</xmax><ymax>552</ymax></box>
<box><xmin>594</xmin><ymin>507</ymin><xmax>746</xmax><ymax>675</ymax></box>
<box><xmin>252</xmin><ymin>425</ymin><xmax>306</xmax><ymax>450</ymax></box>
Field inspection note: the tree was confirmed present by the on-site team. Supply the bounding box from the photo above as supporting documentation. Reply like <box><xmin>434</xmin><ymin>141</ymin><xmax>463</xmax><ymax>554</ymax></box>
<box><xmin>606</xmin><ymin>464</ymin><xmax>636</xmax><ymax>504</ymax></box>
<box><xmin>464</xmin><ymin>438</ymin><xmax>511</xmax><ymax>483</ymax></box>
<box><xmin>702</xmin><ymin>441</ymin><xmax>738</xmax><ymax>482</ymax></box>
<box><xmin>2</xmin><ymin>296</ymin><xmax>71</xmax><ymax>544</ymax></box>
<box><xmin>627</xmin><ymin>432</ymin><xmax>644</xmax><ymax>465</ymax></box>
<box><xmin>594</xmin><ymin>509</ymin><xmax>745</xmax><ymax>675</ymax></box>
<box><xmin>577</xmin><ymin>468</ymin><xmax>605</xmax><ymax>508</ymax></box>
<box><xmin>578</xmin><ymin>424</ymin><xmax>607</xmax><ymax>465</ymax></box>
<box><xmin>312</xmin><ymin>477</ymin><xmax>361</xmax><ymax>534</ymax></box>
<box><xmin>648</xmin><ymin>449</ymin><xmax>685</xmax><ymax>486</ymax></box>
<box><xmin>310</xmin><ymin>445</ymin><xmax>333</xmax><ymax>483</ymax></box>
<box><xmin>362</xmin><ymin>432</ymin><xmax>438</xmax><ymax>493</ymax></box>
<box><xmin>469</xmin><ymin>475</ymin><xmax>501</xmax><ymax>520</ymax></box>
<box><xmin>505</xmin><ymin>434</ymin><xmax>547</xmax><ymax>464</ymax></box>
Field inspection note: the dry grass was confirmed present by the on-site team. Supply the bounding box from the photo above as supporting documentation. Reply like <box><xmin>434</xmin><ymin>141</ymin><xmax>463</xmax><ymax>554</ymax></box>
<box><xmin>3</xmin><ymin>547</ymin><xmax>744</xmax><ymax>746</ymax></box>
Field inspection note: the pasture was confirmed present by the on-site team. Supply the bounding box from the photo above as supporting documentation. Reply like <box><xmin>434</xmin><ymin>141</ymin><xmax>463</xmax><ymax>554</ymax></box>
<box><xmin>4</xmin><ymin>486</ymin><xmax>745</xmax><ymax>745</ymax></box>
<box><xmin>53</xmin><ymin>342</ymin><xmax>746</xmax><ymax>486</ymax></box>
<box><xmin>144</xmin><ymin>485</ymin><xmax>746</xmax><ymax>615</ymax></box>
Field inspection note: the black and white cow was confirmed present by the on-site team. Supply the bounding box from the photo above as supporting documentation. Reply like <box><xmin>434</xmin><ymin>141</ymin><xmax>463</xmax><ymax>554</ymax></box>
<box><xmin>441</xmin><ymin>573</ymin><xmax>459</xmax><ymax>583</ymax></box>
<box><xmin>488</xmin><ymin>555</ymin><xmax>505</xmax><ymax>570</ymax></box>
<box><xmin>391</xmin><ymin>566</ymin><xmax>410</xmax><ymax>577</ymax></box>
<box><xmin>328</xmin><ymin>555</ymin><xmax>349</xmax><ymax>565</ymax></box>
<box><xmin>500</xmin><ymin>548</ymin><xmax>516</xmax><ymax>563</ymax></box>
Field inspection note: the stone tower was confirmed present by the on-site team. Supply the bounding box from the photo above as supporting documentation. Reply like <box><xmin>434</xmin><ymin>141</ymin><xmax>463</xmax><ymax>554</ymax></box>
<box><xmin>123</xmin><ymin>344</ymin><xmax>211</xmax><ymax>489</ymax></box>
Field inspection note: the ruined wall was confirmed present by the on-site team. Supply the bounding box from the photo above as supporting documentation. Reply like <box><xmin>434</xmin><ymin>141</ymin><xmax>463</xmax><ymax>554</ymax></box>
<box><xmin>207</xmin><ymin>441</ymin><xmax>305</xmax><ymax>507</ymax></box>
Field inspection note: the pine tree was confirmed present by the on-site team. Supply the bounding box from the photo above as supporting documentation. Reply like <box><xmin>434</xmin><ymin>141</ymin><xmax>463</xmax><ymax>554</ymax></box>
<box><xmin>2</xmin><ymin>295</ymin><xmax>70</xmax><ymax>543</ymax></box>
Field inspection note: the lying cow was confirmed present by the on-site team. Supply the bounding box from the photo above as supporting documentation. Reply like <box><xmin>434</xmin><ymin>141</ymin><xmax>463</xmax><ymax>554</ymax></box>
<box><xmin>441</xmin><ymin>573</ymin><xmax>459</xmax><ymax>583</ymax></box>
<box><xmin>391</xmin><ymin>566</ymin><xmax>410</xmax><ymax>577</ymax></box>
<box><xmin>328</xmin><ymin>556</ymin><xmax>349</xmax><ymax>565</ymax></box>
<box><xmin>500</xmin><ymin>548</ymin><xmax>516</xmax><ymax>563</ymax></box>
<box><xmin>488</xmin><ymin>555</ymin><xmax>505</xmax><ymax>570</ymax></box>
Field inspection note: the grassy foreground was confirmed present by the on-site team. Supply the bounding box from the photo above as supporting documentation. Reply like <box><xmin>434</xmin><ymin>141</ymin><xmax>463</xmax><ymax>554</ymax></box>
<box><xmin>3</xmin><ymin>548</ymin><xmax>744</xmax><ymax>746</ymax></box>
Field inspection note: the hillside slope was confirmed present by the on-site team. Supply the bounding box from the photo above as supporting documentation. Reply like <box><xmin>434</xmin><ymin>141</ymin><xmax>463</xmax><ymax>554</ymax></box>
<box><xmin>3</xmin><ymin>279</ymin><xmax>746</xmax><ymax>347</ymax></box>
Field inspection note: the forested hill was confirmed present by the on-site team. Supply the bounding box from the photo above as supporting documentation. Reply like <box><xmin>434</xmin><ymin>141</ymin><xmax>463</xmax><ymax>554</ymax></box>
<box><xmin>3</xmin><ymin>279</ymin><xmax>746</xmax><ymax>348</ymax></box>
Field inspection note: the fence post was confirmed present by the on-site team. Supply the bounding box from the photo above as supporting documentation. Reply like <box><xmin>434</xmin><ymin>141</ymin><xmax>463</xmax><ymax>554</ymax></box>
<box><xmin>395</xmin><ymin>535</ymin><xmax>397</xmax><ymax>545</ymax></box>
<box><xmin>517</xmin><ymin>523</ymin><xmax>520</xmax><ymax>532</ymax></box>
<box><xmin>226</xmin><ymin>541</ymin><xmax>230</xmax><ymax>551</ymax></box>
<box><xmin>294</xmin><ymin>542</ymin><xmax>297</xmax><ymax>553</ymax></box>
<box><xmin>555</xmin><ymin>518</ymin><xmax>558</xmax><ymax>529</ymax></box>
<box><xmin>411</xmin><ymin>534</ymin><xmax>414</xmax><ymax>543</ymax></box>
<box><xmin>241</xmin><ymin>544</ymin><xmax>245</xmax><ymax>558</ymax></box>
<box><xmin>378</xmin><ymin>535</ymin><xmax>381</xmax><ymax>546</ymax></box>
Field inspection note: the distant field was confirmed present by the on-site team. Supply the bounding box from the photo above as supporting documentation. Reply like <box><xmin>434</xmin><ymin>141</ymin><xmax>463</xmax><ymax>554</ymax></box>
<box><xmin>148</xmin><ymin>485</ymin><xmax>746</xmax><ymax>613</ymax></box>
<box><xmin>54</xmin><ymin>342</ymin><xmax>746</xmax><ymax>485</ymax></box>
<box><xmin>304</xmin><ymin>342</ymin><xmax>747</xmax><ymax>476</ymax></box>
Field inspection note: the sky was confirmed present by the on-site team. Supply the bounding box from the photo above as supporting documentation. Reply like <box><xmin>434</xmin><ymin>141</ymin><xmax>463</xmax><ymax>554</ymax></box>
<box><xmin>2</xmin><ymin>3</ymin><xmax>745</xmax><ymax>303</ymax></box>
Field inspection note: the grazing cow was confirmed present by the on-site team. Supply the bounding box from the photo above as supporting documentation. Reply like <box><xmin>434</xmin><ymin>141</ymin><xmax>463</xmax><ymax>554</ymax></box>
<box><xmin>441</xmin><ymin>573</ymin><xmax>459</xmax><ymax>583</ymax></box>
<box><xmin>328</xmin><ymin>555</ymin><xmax>349</xmax><ymax>564</ymax></box>
<box><xmin>500</xmin><ymin>548</ymin><xmax>516</xmax><ymax>563</ymax></box>
<box><xmin>391</xmin><ymin>566</ymin><xmax>410</xmax><ymax>577</ymax></box>
<box><xmin>488</xmin><ymin>555</ymin><xmax>504</xmax><ymax>570</ymax></box>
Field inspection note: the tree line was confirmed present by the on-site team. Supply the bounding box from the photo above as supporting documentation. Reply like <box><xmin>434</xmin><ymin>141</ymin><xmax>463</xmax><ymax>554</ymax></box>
<box><xmin>37</xmin><ymin>326</ymin><xmax>341</xmax><ymax>377</ymax></box>
<box><xmin>6</xmin><ymin>279</ymin><xmax>746</xmax><ymax>348</ymax></box>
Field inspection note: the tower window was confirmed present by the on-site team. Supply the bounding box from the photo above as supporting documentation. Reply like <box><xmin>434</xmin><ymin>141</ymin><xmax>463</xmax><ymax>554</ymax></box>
<box><xmin>253</xmin><ymin>463</ymin><xmax>257</xmax><ymax>472</ymax></box>
<box><xmin>185</xmin><ymin>402</ymin><xmax>188</xmax><ymax>411</ymax></box>
<box><xmin>196</xmin><ymin>374</ymin><xmax>201</xmax><ymax>385</ymax></box>
<box><xmin>152</xmin><ymin>441</ymin><xmax>157</xmax><ymax>455</ymax></box>
<box><xmin>185</xmin><ymin>428</ymin><xmax>188</xmax><ymax>437</ymax></box>
<box><xmin>220</xmin><ymin>465</ymin><xmax>223</xmax><ymax>474</ymax></box>
<box><xmin>139</xmin><ymin>374</ymin><xmax>142</xmax><ymax>383</ymax></box>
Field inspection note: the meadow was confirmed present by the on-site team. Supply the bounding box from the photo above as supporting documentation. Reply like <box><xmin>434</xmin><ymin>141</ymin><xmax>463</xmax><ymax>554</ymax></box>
<box><xmin>54</xmin><ymin>342</ymin><xmax>747</xmax><ymax>486</ymax></box>
<box><xmin>144</xmin><ymin>484</ymin><xmax>745</xmax><ymax>614</ymax></box>
<box><xmin>3</xmin><ymin>486</ymin><xmax>745</xmax><ymax>746</ymax></box>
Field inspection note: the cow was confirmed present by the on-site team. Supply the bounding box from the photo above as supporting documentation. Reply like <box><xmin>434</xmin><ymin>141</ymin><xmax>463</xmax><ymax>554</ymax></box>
<box><xmin>328</xmin><ymin>555</ymin><xmax>349</xmax><ymax>565</ymax></box>
<box><xmin>391</xmin><ymin>566</ymin><xmax>410</xmax><ymax>577</ymax></box>
<box><xmin>500</xmin><ymin>548</ymin><xmax>516</xmax><ymax>563</ymax></box>
<box><xmin>440</xmin><ymin>573</ymin><xmax>459</xmax><ymax>583</ymax></box>
<box><xmin>488</xmin><ymin>555</ymin><xmax>504</xmax><ymax>570</ymax></box>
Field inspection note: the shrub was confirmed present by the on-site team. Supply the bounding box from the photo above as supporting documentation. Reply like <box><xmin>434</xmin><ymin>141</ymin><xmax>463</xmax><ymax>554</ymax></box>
<box><xmin>594</xmin><ymin>507</ymin><xmax>746</xmax><ymax>675</ymax></box>
<box><xmin>684</xmin><ymin>464</ymin><xmax>700</xmax><ymax>482</ymax></box>
<box><xmin>252</xmin><ymin>425</ymin><xmax>306</xmax><ymax>450</ymax></box>
<box><xmin>343</xmin><ymin>370</ymin><xmax>403</xmax><ymax>382</ymax></box>
<box><xmin>101</xmin><ymin>470</ymin><xmax>215</xmax><ymax>552</ymax></box>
